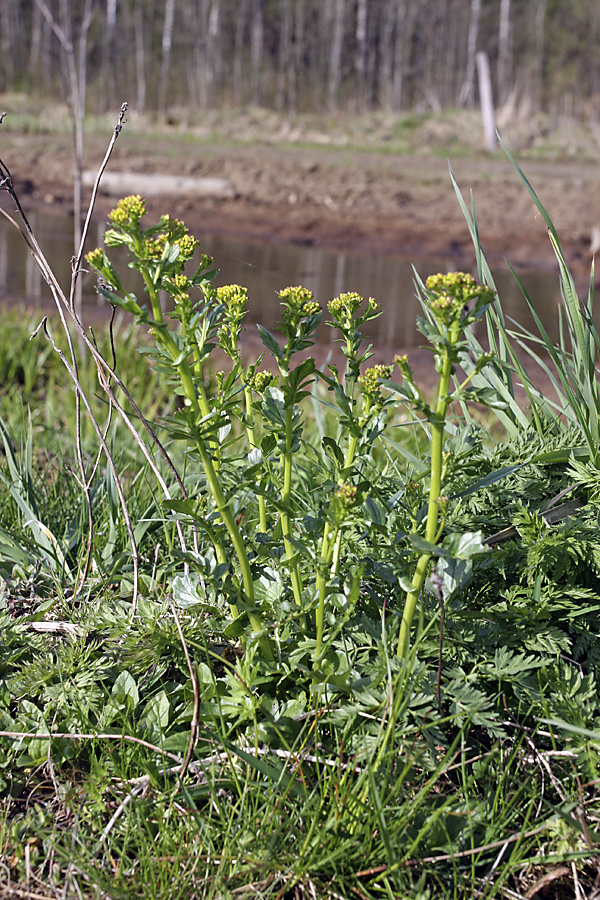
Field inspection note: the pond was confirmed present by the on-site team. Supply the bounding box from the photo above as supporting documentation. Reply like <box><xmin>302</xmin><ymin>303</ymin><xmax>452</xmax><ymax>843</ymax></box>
<box><xmin>0</xmin><ymin>206</ymin><xmax>567</xmax><ymax>348</ymax></box>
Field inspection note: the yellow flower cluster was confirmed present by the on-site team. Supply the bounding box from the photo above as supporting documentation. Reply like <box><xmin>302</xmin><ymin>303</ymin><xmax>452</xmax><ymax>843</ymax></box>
<box><xmin>249</xmin><ymin>370</ymin><xmax>278</xmax><ymax>393</ymax></box>
<box><xmin>216</xmin><ymin>284</ymin><xmax>248</xmax><ymax>309</ymax></box>
<box><xmin>176</xmin><ymin>234</ymin><xmax>199</xmax><ymax>258</ymax></box>
<box><xmin>359</xmin><ymin>364</ymin><xmax>393</xmax><ymax>397</ymax></box>
<box><xmin>108</xmin><ymin>194</ymin><xmax>146</xmax><ymax>226</ymax></box>
<box><xmin>328</xmin><ymin>291</ymin><xmax>362</xmax><ymax>317</ymax></box>
<box><xmin>279</xmin><ymin>285</ymin><xmax>320</xmax><ymax>318</ymax></box>
<box><xmin>86</xmin><ymin>247</ymin><xmax>105</xmax><ymax>268</ymax></box>
<box><xmin>394</xmin><ymin>354</ymin><xmax>413</xmax><ymax>381</ymax></box>
<box><xmin>166</xmin><ymin>272</ymin><xmax>192</xmax><ymax>301</ymax></box>
<box><xmin>328</xmin><ymin>292</ymin><xmax>379</xmax><ymax>328</ymax></box>
<box><xmin>424</xmin><ymin>272</ymin><xmax>495</xmax><ymax>326</ymax></box>
<box><xmin>301</xmin><ymin>300</ymin><xmax>320</xmax><ymax>316</ymax></box>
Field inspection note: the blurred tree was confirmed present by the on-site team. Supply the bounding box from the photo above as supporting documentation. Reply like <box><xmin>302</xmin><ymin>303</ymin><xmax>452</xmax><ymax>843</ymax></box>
<box><xmin>497</xmin><ymin>0</ymin><xmax>512</xmax><ymax>104</ymax></box>
<box><xmin>32</xmin><ymin>0</ymin><xmax>95</xmax><ymax>321</ymax></box>
<box><xmin>0</xmin><ymin>0</ymin><xmax>599</xmax><ymax>121</ymax></box>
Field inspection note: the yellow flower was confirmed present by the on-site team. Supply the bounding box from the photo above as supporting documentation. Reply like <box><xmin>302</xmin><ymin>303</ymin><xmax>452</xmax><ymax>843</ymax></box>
<box><xmin>108</xmin><ymin>195</ymin><xmax>146</xmax><ymax>227</ymax></box>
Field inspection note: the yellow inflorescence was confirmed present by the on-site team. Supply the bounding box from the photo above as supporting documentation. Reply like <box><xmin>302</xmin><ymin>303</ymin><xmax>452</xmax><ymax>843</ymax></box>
<box><xmin>359</xmin><ymin>364</ymin><xmax>393</xmax><ymax>397</ymax></box>
<box><xmin>217</xmin><ymin>284</ymin><xmax>248</xmax><ymax>309</ymax></box>
<box><xmin>108</xmin><ymin>194</ymin><xmax>146</xmax><ymax>226</ymax></box>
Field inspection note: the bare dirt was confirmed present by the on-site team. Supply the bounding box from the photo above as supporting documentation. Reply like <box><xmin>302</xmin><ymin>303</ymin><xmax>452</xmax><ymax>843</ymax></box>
<box><xmin>2</xmin><ymin>122</ymin><xmax>600</xmax><ymax>395</ymax></box>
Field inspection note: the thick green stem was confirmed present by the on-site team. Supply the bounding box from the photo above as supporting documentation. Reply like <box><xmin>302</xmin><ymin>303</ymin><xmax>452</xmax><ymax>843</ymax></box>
<box><xmin>144</xmin><ymin>287</ymin><xmax>271</xmax><ymax>658</ymax></box>
<box><xmin>281</xmin><ymin>403</ymin><xmax>304</xmax><ymax>607</ymax></box>
<box><xmin>142</xmin><ymin>262</ymin><xmax>213</xmax><ymax>433</ymax></box>
<box><xmin>315</xmin><ymin>522</ymin><xmax>338</xmax><ymax>662</ymax></box>
<box><xmin>330</xmin><ymin>393</ymin><xmax>368</xmax><ymax>578</ymax></box>
<box><xmin>139</xmin><ymin>266</ymin><xmax>166</xmax><ymax>326</ymax></box>
<box><xmin>398</xmin><ymin>334</ymin><xmax>456</xmax><ymax>660</ymax></box>
<box><xmin>244</xmin><ymin>385</ymin><xmax>268</xmax><ymax>533</ymax></box>
<box><xmin>194</xmin><ymin>434</ymin><xmax>273</xmax><ymax>659</ymax></box>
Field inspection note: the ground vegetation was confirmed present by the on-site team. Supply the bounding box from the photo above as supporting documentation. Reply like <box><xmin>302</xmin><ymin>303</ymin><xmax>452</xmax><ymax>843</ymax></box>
<box><xmin>0</xmin><ymin>117</ymin><xmax>599</xmax><ymax>899</ymax></box>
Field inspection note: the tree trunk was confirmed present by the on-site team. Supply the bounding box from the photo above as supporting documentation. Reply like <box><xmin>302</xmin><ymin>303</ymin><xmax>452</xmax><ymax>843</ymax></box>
<box><xmin>134</xmin><ymin>0</ymin><xmax>147</xmax><ymax>113</ymax></box>
<box><xmin>476</xmin><ymin>50</ymin><xmax>496</xmax><ymax>151</ymax></box>
<box><xmin>378</xmin><ymin>0</ymin><xmax>395</xmax><ymax>109</ymax></box>
<box><xmin>276</xmin><ymin>0</ymin><xmax>292</xmax><ymax>111</ymax></box>
<box><xmin>29</xmin><ymin>1</ymin><xmax>44</xmax><ymax>86</ymax></box>
<box><xmin>497</xmin><ymin>0</ymin><xmax>511</xmax><ymax>106</ymax></box>
<box><xmin>34</xmin><ymin>0</ymin><xmax>94</xmax><ymax>319</ymax></box>
<box><xmin>355</xmin><ymin>0</ymin><xmax>368</xmax><ymax>108</ymax></box>
<box><xmin>233</xmin><ymin>0</ymin><xmax>251</xmax><ymax>104</ymax></box>
<box><xmin>207</xmin><ymin>0</ymin><xmax>222</xmax><ymax>102</ymax></box>
<box><xmin>250</xmin><ymin>0</ymin><xmax>264</xmax><ymax>106</ymax></box>
<box><xmin>1</xmin><ymin>0</ymin><xmax>16</xmax><ymax>86</ymax></box>
<box><xmin>391</xmin><ymin>0</ymin><xmax>411</xmax><ymax>110</ymax></box>
<box><xmin>328</xmin><ymin>0</ymin><xmax>345</xmax><ymax>110</ymax></box>
<box><xmin>158</xmin><ymin>0</ymin><xmax>175</xmax><ymax>116</ymax></box>
<box><xmin>533</xmin><ymin>0</ymin><xmax>547</xmax><ymax>112</ymax></box>
<box><xmin>103</xmin><ymin>0</ymin><xmax>117</xmax><ymax>108</ymax></box>
<box><xmin>291</xmin><ymin>0</ymin><xmax>305</xmax><ymax>112</ymax></box>
<box><xmin>459</xmin><ymin>0</ymin><xmax>481</xmax><ymax>107</ymax></box>
<box><xmin>182</xmin><ymin>0</ymin><xmax>199</xmax><ymax>110</ymax></box>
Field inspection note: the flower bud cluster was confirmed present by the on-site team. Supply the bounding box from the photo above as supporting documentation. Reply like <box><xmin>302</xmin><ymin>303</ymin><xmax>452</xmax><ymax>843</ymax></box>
<box><xmin>216</xmin><ymin>284</ymin><xmax>248</xmax><ymax>310</ymax></box>
<box><xmin>359</xmin><ymin>364</ymin><xmax>393</xmax><ymax>398</ymax></box>
<box><xmin>335</xmin><ymin>482</ymin><xmax>359</xmax><ymax>508</ymax></box>
<box><xmin>425</xmin><ymin>272</ymin><xmax>495</xmax><ymax>327</ymax></box>
<box><xmin>301</xmin><ymin>300</ymin><xmax>321</xmax><ymax>316</ymax></box>
<box><xmin>248</xmin><ymin>370</ymin><xmax>278</xmax><ymax>393</ymax></box>
<box><xmin>329</xmin><ymin>480</ymin><xmax>363</xmax><ymax>526</ymax></box>
<box><xmin>108</xmin><ymin>194</ymin><xmax>146</xmax><ymax>227</ymax></box>
<box><xmin>145</xmin><ymin>217</ymin><xmax>199</xmax><ymax>262</ymax></box>
<box><xmin>85</xmin><ymin>247</ymin><xmax>122</xmax><ymax>291</ymax></box>
<box><xmin>165</xmin><ymin>273</ymin><xmax>192</xmax><ymax>302</ymax></box>
<box><xmin>394</xmin><ymin>353</ymin><xmax>413</xmax><ymax>382</ymax></box>
<box><xmin>86</xmin><ymin>247</ymin><xmax>104</xmax><ymax>268</ymax></box>
<box><xmin>279</xmin><ymin>286</ymin><xmax>320</xmax><ymax>321</ymax></box>
<box><xmin>328</xmin><ymin>292</ymin><xmax>379</xmax><ymax>330</ymax></box>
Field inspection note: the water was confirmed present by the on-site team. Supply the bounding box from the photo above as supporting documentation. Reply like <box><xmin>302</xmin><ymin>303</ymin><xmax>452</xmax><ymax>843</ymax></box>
<box><xmin>0</xmin><ymin>206</ymin><xmax>566</xmax><ymax>347</ymax></box>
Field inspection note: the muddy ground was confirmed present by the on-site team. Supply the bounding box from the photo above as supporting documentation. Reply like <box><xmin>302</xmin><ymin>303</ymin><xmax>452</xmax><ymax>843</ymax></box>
<box><xmin>2</xmin><ymin>119</ymin><xmax>599</xmax><ymax>395</ymax></box>
<box><xmin>4</xmin><ymin>125</ymin><xmax>599</xmax><ymax>276</ymax></box>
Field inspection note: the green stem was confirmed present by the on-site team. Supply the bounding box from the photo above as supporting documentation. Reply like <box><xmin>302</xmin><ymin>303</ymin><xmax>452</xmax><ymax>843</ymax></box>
<box><xmin>139</xmin><ymin>263</ymin><xmax>165</xmax><ymax>326</ymax></box>
<box><xmin>281</xmin><ymin>402</ymin><xmax>304</xmax><ymax>607</ymax></box>
<box><xmin>398</xmin><ymin>333</ymin><xmax>457</xmax><ymax>660</ymax></box>
<box><xmin>142</xmin><ymin>261</ymin><xmax>214</xmax><ymax>437</ymax></box>
<box><xmin>315</xmin><ymin>522</ymin><xmax>338</xmax><ymax>662</ymax></box>
<box><xmin>195</xmin><ymin>433</ymin><xmax>273</xmax><ymax>660</ymax></box>
<box><xmin>330</xmin><ymin>392</ymin><xmax>369</xmax><ymax>578</ymax></box>
<box><xmin>244</xmin><ymin>385</ymin><xmax>268</xmax><ymax>533</ymax></box>
<box><xmin>143</xmin><ymin>289</ymin><xmax>271</xmax><ymax>658</ymax></box>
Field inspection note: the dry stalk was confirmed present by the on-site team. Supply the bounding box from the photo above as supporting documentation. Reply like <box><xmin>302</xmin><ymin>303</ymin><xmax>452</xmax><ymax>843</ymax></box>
<box><xmin>0</xmin><ymin>729</ymin><xmax>183</xmax><ymax>765</ymax></box>
<box><xmin>0</xmin><ymin>169</ymin><xmax>96</xmax><ymax>601</ymax></box>
<box><xmin>169</xmin><ymin>601</ymin><xmax>201</xmax><ymax>781</ymax></box>
<box><xmin>0</xmin><ymin>110</ymin><xmax>128</xmax><ymax>602</ymax></box>
<box><xmin>31</xmin><ymin>317</ymin><xmax>140</xmax><ymax>613</ymax></box>
<box><xmin>0</xmin><ymin>103</ymin><xmax>197</xmax><ymax>612</ymax></box>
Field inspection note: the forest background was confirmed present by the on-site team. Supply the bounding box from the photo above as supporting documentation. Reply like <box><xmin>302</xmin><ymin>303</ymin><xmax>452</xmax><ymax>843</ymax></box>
<box><xmin>0</xmin><ymin>0</ymin><xmax>598</xmax><ymax>122</ymax></box>
<box><xmin>2</xmin><ymin>0</ymin><xmax>600</xmax><ymax>299</ymax></box>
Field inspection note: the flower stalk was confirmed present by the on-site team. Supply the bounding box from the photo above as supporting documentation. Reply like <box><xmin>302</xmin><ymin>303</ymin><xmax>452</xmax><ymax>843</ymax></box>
<box><xmin>87</xmin><ymin>197</ymin><xmax>273</xmax><ymax>660</ymax></box>
<box><xmin>396</xmin><ymin>272</ymin><xmax>496</xmax><ymax>660</ymax></box>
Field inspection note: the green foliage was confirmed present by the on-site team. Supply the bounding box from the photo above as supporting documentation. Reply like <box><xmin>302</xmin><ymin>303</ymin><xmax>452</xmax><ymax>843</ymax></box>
<box><xmin>3</xmin><ymin>162</ymin><xmax>600</xmax><ymax>896</ymax></box>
